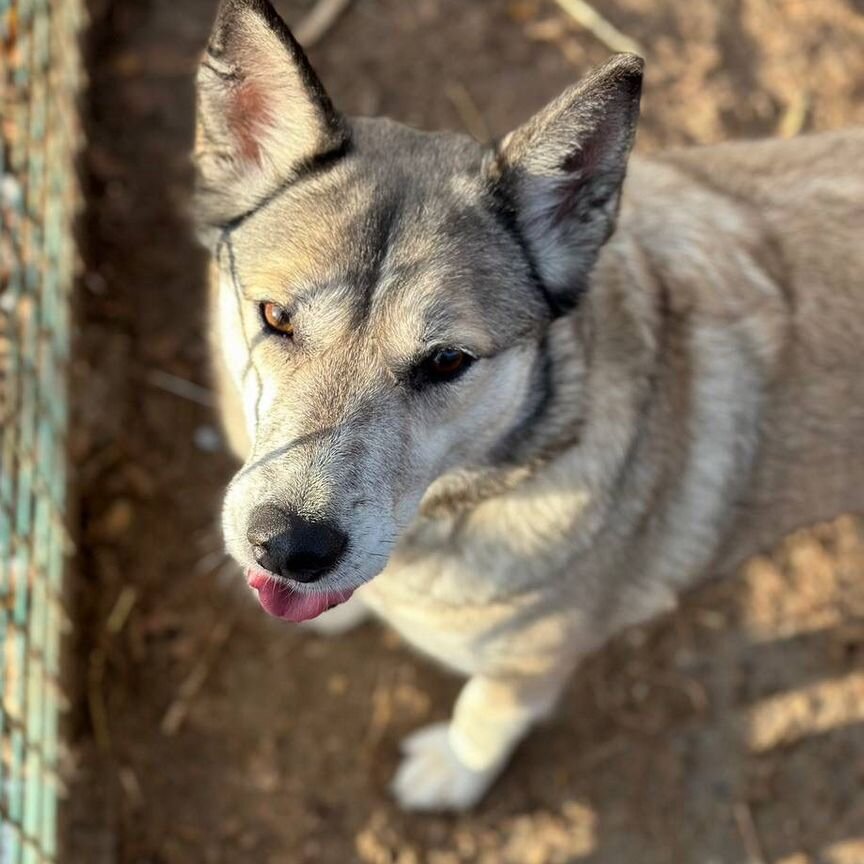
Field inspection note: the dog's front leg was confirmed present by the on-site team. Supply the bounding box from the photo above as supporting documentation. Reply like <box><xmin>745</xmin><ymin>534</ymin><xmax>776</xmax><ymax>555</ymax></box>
<box><xmin>391</xmin><ymin>670</ymin><xmax>568</xmax><ymax>811</ymax></box>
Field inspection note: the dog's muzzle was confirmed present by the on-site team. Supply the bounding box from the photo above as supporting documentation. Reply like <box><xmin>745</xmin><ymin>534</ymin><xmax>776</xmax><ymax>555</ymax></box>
<box><xmin>247</xmin><ymin>503</ymin><xmax>347</xmax><ymax>582</ymax></box>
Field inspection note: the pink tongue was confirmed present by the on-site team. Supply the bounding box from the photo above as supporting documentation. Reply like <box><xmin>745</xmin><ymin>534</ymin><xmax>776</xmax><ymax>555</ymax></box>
<box><xmin>246</xmin><ymin>571</ymin><xmax>353</xmax><ymax>623</ymax></box>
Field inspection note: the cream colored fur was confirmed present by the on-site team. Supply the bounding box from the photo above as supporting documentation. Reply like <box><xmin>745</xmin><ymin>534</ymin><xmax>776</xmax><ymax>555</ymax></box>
<box><xmin>197</xmin><ymin>0</ymin><xmax>864</xmax><ymax>815</ymax></box>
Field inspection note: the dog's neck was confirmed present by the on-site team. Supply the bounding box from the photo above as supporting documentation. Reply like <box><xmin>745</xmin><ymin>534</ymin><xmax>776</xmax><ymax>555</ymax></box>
<box><xmin>412</xmin><ymin>147</ymin><xmax>864</xmax><ymax>579</ymax></box>
<box><xmin>418</xmin><ymin>244</ymin><xmax>658</xmax><ymax>522</ymax></box>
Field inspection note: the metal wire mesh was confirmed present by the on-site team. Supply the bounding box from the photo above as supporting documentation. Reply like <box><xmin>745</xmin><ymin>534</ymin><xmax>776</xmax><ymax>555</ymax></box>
<box><xmin>1</xmin><ymin>0</ymin><xmax>84</xmax><ymax>860</ymax></box>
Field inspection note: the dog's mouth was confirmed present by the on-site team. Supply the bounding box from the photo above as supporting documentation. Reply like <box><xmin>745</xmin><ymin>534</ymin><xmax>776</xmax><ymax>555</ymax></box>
<box><xmin>245</xmin><ymin>569</ymin><xmax>355</xmax><ymax>622</ymax></box>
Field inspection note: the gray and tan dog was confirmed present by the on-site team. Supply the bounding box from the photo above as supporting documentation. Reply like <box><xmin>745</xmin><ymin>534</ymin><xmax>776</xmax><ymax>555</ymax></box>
<box><xmin>194</xmin><ymin>0</ymin><xmax>864</xmax><ymax>810</ymax></box>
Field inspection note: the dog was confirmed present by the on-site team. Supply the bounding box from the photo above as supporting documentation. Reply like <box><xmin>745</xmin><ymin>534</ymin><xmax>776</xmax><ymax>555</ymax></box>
<box><xmin>193</xmin><ymin>0</ymin><xmax>864</xmax><ymax>811</ymax></box>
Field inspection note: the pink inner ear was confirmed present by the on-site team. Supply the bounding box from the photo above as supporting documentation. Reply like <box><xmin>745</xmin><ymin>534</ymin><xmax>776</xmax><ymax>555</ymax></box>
<box><xmin>227</xmin><ymin>78</ymin><xmax>272</xmax><ymax>165</ymax></box>
<box><xmin>552</xmin><ymin>116</ymin><xmax>623</xmax><ymax>225</ymax></box>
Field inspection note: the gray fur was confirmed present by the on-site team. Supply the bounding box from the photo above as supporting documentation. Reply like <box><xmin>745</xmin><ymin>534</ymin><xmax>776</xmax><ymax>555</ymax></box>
<box><xmin>195</xmin><ymin>0</ymin><xmax>864</xmax><ymax>812</ymax></box>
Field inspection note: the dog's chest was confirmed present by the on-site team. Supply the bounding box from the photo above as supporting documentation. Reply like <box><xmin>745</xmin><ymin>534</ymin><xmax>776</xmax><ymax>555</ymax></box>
<box><xmin>360</xmin><ymin>533</ymin><xmax>521</xmax><ymax>670</ymax></box>
<box><xmin>357</xmin><ymin>513</ymin><xmax>579</xmax><ymax>675</ymax></box>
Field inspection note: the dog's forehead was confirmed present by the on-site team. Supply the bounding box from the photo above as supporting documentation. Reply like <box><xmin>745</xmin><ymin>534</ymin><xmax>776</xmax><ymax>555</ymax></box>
<box><xmin>232</xmin><ymin>120</ymin><xmax>541</xmax><ymax>349</ymax></box>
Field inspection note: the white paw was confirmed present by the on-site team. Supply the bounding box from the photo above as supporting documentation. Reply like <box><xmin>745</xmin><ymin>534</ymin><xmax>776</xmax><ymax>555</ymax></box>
<box><xmin>301</xmin><ymin>593</ymin><xmax>369</xmax><ymax>636</ymax></box>
<box><xmin>390</xmin><ymin>722</ymin><xmax>498</xmax><ymax>812</ymax></box>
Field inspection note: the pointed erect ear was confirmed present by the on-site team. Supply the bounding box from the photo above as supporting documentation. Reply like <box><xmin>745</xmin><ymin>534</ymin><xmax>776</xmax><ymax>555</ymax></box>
<box><xmin>487</xmin><ymin>54</ymin><xmax>643</xmax><ymax>312</ymax></box>
<box><xmin>194</xmin><ymin>0</ymin><xmax>348</xmax><ymax>227</ymax></box>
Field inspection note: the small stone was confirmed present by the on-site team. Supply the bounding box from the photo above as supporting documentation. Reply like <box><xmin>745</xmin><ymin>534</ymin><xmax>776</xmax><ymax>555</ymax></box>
<box><xmin>194</xmin><ymin>425</ymin><xmax>222</xmax><ymax>453</ymax></box>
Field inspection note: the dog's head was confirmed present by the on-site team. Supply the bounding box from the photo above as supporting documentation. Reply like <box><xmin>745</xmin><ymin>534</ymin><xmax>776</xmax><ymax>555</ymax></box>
<box><xmin>194</xmin><ymin>0</ymin><xmax>642</xmax><ymax>620</ymax></box>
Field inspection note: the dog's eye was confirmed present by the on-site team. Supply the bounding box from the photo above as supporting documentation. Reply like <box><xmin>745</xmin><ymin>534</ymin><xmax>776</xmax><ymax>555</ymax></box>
<box><xmin>260</xmin><ymin>302</ymin><xmax>293</xmax><ymax>337</ymax></box>
<box><xmin>415</xmin><ymin>347</ymin><xmax>474</xmax><ymax>385</ymax></box>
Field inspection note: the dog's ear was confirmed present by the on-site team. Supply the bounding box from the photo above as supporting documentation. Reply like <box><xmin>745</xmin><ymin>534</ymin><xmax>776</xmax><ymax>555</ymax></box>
<box><xmin>487</xmin><ymin>54</ymin><xmax>643</xmax><ymax>312</ymax></box>
<box><xmin>194</xmin><ymin>0</ymin><xmax>348</xmax><ymax>227</ymax></box>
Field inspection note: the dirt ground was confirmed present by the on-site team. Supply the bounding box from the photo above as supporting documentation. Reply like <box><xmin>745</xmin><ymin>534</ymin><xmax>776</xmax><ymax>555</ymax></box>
<box><xmin>64</xmin><ymin>1</ymin><xmax>864</xmax><ymax>862</ymax></box>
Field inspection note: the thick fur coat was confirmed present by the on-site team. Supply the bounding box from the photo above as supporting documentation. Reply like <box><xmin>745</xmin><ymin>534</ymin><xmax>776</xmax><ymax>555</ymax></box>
<box><xmin>195</xmin><ymin>0</ymin><xmax>864</xmax><ymax>810</ymax></box>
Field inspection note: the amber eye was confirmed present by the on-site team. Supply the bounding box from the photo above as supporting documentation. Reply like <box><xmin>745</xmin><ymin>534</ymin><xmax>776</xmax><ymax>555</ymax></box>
<box><xmin>260</xmin><ymin>302</ymin><xmax>293</xmax><ymax>337</ymax></box>
<box><xmin>414</xmin><ymin>347</ymin><xmax>475</xmax><ymax>387</ymax></box>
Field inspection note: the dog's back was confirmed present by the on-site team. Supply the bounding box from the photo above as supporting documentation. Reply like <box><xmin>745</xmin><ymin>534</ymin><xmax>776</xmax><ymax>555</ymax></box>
<box><xmin>621</xmin><ymin>129</ymin><xmax>864</xmax><ymax>570</ymax></box>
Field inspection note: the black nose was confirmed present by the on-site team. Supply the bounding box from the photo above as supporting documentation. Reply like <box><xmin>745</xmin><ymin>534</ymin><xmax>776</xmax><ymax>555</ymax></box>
<box><xmin>247</xmin><ymin>504</ymin><xmax>347</xmax><ymax>582</ymax></box>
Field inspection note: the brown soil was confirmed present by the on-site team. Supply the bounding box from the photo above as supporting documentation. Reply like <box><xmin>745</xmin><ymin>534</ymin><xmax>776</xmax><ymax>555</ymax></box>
<box><xmin>65</xmin><ymin>1</ymin><xmax>864</xmax><ymax>862</ymax></box>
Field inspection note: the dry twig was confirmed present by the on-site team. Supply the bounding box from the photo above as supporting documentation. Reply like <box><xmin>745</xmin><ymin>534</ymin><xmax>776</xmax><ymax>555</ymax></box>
<box><xmin>88</xmin><ymin>560</ymin><xmax>132</xmax><ymax>753</ymax></box>
<box><xmin>147</xmin><ymin>369</ymin><xmax>214</xmax><ymax>407</ymax></box>
<box><xmin>553</xmin><ymin>0</ymin><xmax>645</xmax><ymax>56</ymax></box>
<box><xmin>295</xmin><ymin>0</ymin><xmax>353</xmax><ymax>48</ymax></box>
<box><xmin>87</xmin><ymin>645</ymin><xmax>111</xmax><ymax>752</ymax></box>
<box><xmin>778</xmin><ymin>90</ymin><xmax>810</xmax><ymax>138</ymax></box>
<box><xmin>445</xmin><ymin>82</ymin><xmax>492</xmax><ymax>144</ymax></box>
<box><xmin>160</xmin><ymin>611</ymin><xmax>239</xmax><ymax>736</ymax></box>
<box><xmin>106</xmin><ymin>586</ymin><xmax>138</xmax><ymax>635</ymax></box>
<box><xmin>734</xmin><ymin>801</ymin><xmax>768</xmax><ymax>864</ymax></box>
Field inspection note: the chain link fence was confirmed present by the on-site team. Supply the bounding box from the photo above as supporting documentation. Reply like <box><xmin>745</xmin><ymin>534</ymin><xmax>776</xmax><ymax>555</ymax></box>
<box><xmin>1</xmin><ymin>0</ymin><xmax>84</xmax><ymax>860</ymax></box>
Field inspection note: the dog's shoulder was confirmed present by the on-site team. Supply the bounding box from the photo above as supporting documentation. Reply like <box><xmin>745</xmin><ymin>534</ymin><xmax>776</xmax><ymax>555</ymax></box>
<box><xmin>612</xmin><ymin>130</ymin><xmax>864</xmax><ymax>326</ymax></box>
